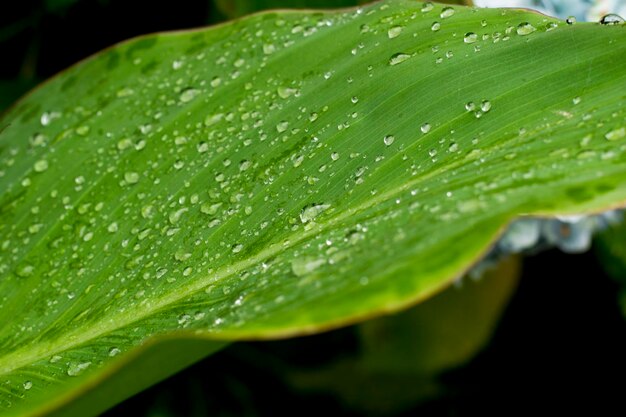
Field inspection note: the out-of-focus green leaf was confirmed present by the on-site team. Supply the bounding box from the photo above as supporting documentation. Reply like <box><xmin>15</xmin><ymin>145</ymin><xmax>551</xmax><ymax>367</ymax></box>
<box><xmin>1</xmin><ymin>1</ymin><xmax>626</xmax><ymax>416</ymax></box>
<box><xmin>287</xmin><ymin>256</ymin><xmax>520</xmax><ymax>414</ymax></box>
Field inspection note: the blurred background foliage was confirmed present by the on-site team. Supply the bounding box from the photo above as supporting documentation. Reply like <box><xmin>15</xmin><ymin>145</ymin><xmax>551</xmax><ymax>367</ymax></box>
<box><xmin>2</xmin><ymin>1</ymin><xmax>626</xmax><ymax>416</ymax></box>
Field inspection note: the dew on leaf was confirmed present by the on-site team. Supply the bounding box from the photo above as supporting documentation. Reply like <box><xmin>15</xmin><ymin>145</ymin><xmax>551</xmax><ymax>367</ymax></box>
<box><xmin>605</xmin><ymin>127</ymin><xmax>626</xmax><ymax>141</ymax></box>
<box><xmin>464</xmin><ymin>32</ymin><xmax>478</xmax><ymax>43</ymax></box>
<box><xmin>431</xmin><ymin>22</ymin><xmax>441</xmax><ymax>31</ymax></box>
<box><xmin>388</xmin><ymin>52</ymin><xmax>411</xmax><ymax>66</ymax></box>
<box><xmin>276</xmin><ymin>121</ymin><xmax>289</xmax><ymax>132</ymax></box>
<box><xmin>388</xmin><ymin>25</ymin><xmax>403</xmax><ymax>39</ymax></box>
<box><xmin>421</xmin><ymin>123</ymin><xmax>431</xmax><ymax>133</ymax></box>
<box><xmin>33</xmin><ymin>160</ymin><xmax>49</xmax><ymax>172</ymax></box>
<box><xmin>600</xmin><ymin>14</ymin><xmax>625</xmax><ymax>25</ymax></box>
<box><xmin>383</xmin><ymin>135</ymin><xmax>395</xmax><ymax>146</ymax></box>
<box><xmin>67</xmin><ymin>362</ymin><xmax>91</xmax><ymax>377</ymax></box>
<box><xmin>291</xmin><ymin>257</ymin><xmax>326</xmax><ymax>276</ymax></box>
<box><xmin>23</xmin><ymin>381</ymin><xmax>32</xmax><ymax>390</ymax></box>
<box><xmin>300</xmin><ymin>203</ymin><xmax>331</xmax><ymax>223</ymax></box>
<box><xmin>440</xmin><ymin>7</ymin><xmax>455</xmax><ymax>19</ymax></box>
<box><xmin>124</xmin><ymin>172</ymin><xmax>139</xmax><ymax>184</ymax></box>
<box><xmin>516</xmin><ymin>22</ymin><xmax>537</xmax><ymax>36</ymax></box>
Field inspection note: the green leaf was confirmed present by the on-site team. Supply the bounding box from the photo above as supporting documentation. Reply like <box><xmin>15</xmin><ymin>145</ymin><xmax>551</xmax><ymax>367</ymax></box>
<box><xmin>0</xmin><ymin>1</ymin><xmax>625</xmax><ymax>415</ymax></box>
<box><xmin>287</xmin><ymin>256</ymin><xmax>521</xmax><ymax>414</ymax></box>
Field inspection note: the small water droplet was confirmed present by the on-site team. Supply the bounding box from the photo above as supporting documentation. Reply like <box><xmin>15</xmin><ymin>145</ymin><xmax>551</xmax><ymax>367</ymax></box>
<box><xmin>573</xmin><ymin>97</ymin><xmax>582</xmax><ymax>105</ymax></box>
<box><xmin>389</xmin><ymin>52</ymin><xmax>411</xmax><ymax>66</ymax></box>
<box><xmin>232</xmin><ymin>244</ymin><xmax>244</xmax><ymax>253</ymax></box>
<box><xmin>464</xmin><ymin>32</ymin><xmax>478</xmax><ymax>43</ymax></box>
<box><xmin>480</xmin><ymin>100</ymin><xmax>492</xmax><ymax>112</ymax></box>
<box><xmin>23</xmin><ymin>381</ymin><xmax>32</xmax><ymax>390</ymax></box>
<box><xmin>421</xmin><ymin>2</ymin><xmax>434</xmax><ymax>13</ymax></box>
<box><xmin>566</xmin><ymin>16</ymin><xmax>577</xmax><ymax>25</ymax></box>
<box><xmin>465</xmin><ymin>102</ymin><xmax>476</xmax><ymax>111</ymax></box>
<box><xmin>440</xmin><ymin>7</ymin><xmax>455</xmax><ymax>19</ymax></box>
<box><xmin>331</xmin><ymin>152</ymin><xmax>340</xmax><ymax>161</ymax></box>
<box><xmin>431</xmin><ymin>22</ymin><xmax>441</xmax><ymax>31</ymax></box>
<box><xmin>421</xmin><ymin>123</ymin><xmax>431</xmax><ymax>134</ymax></box>
<box><xmin>516</xmin><ymin>22</ymin><xmax>537</xmax><ymax>36</ymax></box>
<box><xmin>383</xmin><ymin>135</ymin><xmax>395</xmax><ymax>146</ymax></box>
<box><xmin>448</xmin><ymin>142</ymin><xmax>459</xmax><ymax>153</ymax></box>
<box><xmin>109</xmin><ymin>347</ymin><xmax>121</xmax><ymax>357</ymax></box>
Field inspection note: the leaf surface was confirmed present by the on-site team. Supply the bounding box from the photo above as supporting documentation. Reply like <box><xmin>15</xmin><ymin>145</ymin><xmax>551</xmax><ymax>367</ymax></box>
<box><xmin>1</xmin><ymin>1</ymin><xmax>625</xmax><ymax>415</ymax></box>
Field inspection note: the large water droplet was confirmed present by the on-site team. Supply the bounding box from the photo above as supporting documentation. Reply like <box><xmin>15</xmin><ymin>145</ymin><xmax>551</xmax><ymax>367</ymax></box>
<box><xmin>291</xmin><ymin>257</ymin><xmax>326</xmax><ymax>277</ymax></box>
<box><xmin>605</xmin><ymin>127</ymin><xmax>625</xmax><ymax>141</ymax></box>
<box><xmin>516</xmin><ymin>22</ymin><xmax>537</xmax><ymax>36</ymax></box>
<box><xmin>33</xmin><ymin>160</ymin><xmax>49</xmax><ymax>172</ymax></box>
<box><xmin>67</xmin><ymin>362</ymin><xmax>91</xmax><ymax>377</ymax></box>
<box><xmin>300</xmin><ymin>203</ymin><xmax>331</xmax><ymax>223</ymax></box>
<box><xmin>388</xmin><ymin>25</ymin><xmax>403</xmax><ymax>39</ymax></box>
<box><xmin>440</xmin><ymin>7</ymin><xmax>455</xmax><ymax>19</ymax></box>
<box><xmin>383</xmin><ymin>135</ymin><xmax>395</xmax><ymax>146</ymax></box>
<box><xmin>421</xmin><ymin>123</ymin><xmax>431</xmax><ymax>134</ymax></box>
<box><xmin>389</xmin><ymin>52</ymin><xmax>411</xmax><ymax>66</ymax></box>
<box><xmin>600</xmin><ymin>14</ymin><xmax>625</xmax><ymax>25</ymax></box>
<box><xmin>464</xmin><ymin>32</ymin><xmax>478</xmax><ymax>43</ymax></box>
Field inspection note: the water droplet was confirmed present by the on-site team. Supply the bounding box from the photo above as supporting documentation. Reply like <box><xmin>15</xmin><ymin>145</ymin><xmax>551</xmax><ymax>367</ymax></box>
<box><xmin>440</xmin><ymin>7</ymin><xmax>455</xmax><ymax>19</ymax></box>
<box><xmin>605</xmin><ymin>127</ymin><xmax>626</xmax><ymax>141</ymax></box>
<box><xmin>15</xmin><ymin>264</ymin><xmax>34</xmax><ymax>278</ymax></box>
<box><xmin>23</xmin><ymin>381</ymin><xmax>32</xmax><ymax>390</ymax></box>
<box><xmin>421</xmin><ymin>2</ymin><xmax>434</xmax><ymax>13</ymax></box>
<box><xmin>421</xmin><ymin>123</ymin><xmax>431</xmax><ymax>133</ymax></box>
<box><xmin>109</xmin><ymin>347</ymin><xmax>121</xmax><ymax>357</ymax></box>
<box><xmin>276</xmin><ymin>121</ymin><xmax>289</xmax><ymax>132</ymax></box>
<box><xmin>33</xmin><ymin>160</ymin><xmax>49</xmax><ymax>172</ymax></box>
<box><xmin>351</xmin><ymin>96</ymin><xmax>359</xmax><ymax>104</ymax></box>
<box><xmin>179</xmin><ymin>88</ymin><xmax>199</xmax><ymax>103</ymax></box>
<box><xmin>465</xmin><ymin>102</ymin><xmax>476</xmax><ymax>111</ymax></box>
<box><xmin>40</xmin><ymin>111</ymin><xmax>61</xmax><ymax>126</ymax></box>
<box><xmin>464</xmin><ymin>32</ymin><xmax>478</xmax><ymax>43</ymax></box>
<box><xmin>388</xmin><ymin>52</ymin><xmax>411</xmax><ymax>66</ymax></box>
<box><xmin>600</xmin><ymin>14</ymin><xmax>625</xmax><ymax>25</ymax></box>
<box><xmin>291</xmin><ymin>257</ymin><xmax>326</xmax><ymax>277</ymax></box>
<box><xmin>67</xmin><ymin>362</ymin><xmax>91</xmax><ymax>377</ymax></box>
<box><xmin>76</xmin><ymin>126</ymin><xmax>90</xmax><ymax>136</ymax></box>
<box><xmin>448</xmin><ymin>142</ymin><xmax>459</xmax><ymax>153</ymax></box>
<box><xmin>331</xmin><ymin>152</ymin><xmax>340</xmax><ymax>161</ymax></box>
<box><xmin>428</xmin><ymin>149</ymin><xmax>437</xmax><ymax>157</ymax></box>
<box><xmin>300</xmin><ymin>203</ymin><xmax>331</xmax><ymax>223</ymax></box>
<box><xmin>232</xmin><ymin>244</ymin><xmax>244</xmax><ymax>253</ymax></box>
<box><xmin>566</xmin><ymin>16</ymin><xmax>576</xmax><ymax>25</ymax></box>
<box><xmin>431</xmin><ymin>22</ymin><xmax>441</xmax><ymax>31</ymax></box>
<box><xmin>573</xmin><ymin>96</ymin><xmax>582</xmax><ymax>105</ymax></box>
<box><xmin>480</xmin><ymin>100</ymin><xmax>492</xmax><ymax>112</ymax></box>
<box><xmin>277</xmin><ymin>86</ymin><xmax>299</xmax><ymax>99</ymax></box>
<box><xmin>124</xmin><ymin>172</ymin><xmax>139</xmax><ymax>184</ymax></box>
<box><xmin>516</xmin><ymin>22</ymin><xmax>537</xmax><ymax>36</ymax></box>
<box><xmin>383</xmin><ymin>135</ymin><xmax>395</xmax><ymax>146</ymax></box>
<box><xmin>388</xmin><ymin>25</ymin><xmax>403</xmax><ymax>39</ymax></box>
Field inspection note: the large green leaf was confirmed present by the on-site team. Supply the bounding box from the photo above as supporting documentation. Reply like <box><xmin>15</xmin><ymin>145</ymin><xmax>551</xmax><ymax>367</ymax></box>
<box><xmin>1</xmin><ymin>1</ymin><xmax>625</xmax><ymax>415</ymax></box>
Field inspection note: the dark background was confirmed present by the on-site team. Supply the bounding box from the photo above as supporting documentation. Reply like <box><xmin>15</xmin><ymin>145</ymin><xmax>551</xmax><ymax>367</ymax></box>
<box><xmin>2</xmin><ymin>1</ymin><xmax>626</xmax><ymax>416</ymax></box>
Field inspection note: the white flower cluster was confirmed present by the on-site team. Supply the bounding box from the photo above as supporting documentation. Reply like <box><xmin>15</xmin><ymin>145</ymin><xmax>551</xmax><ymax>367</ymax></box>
<box><xmin>473</xmin><ymin>0</ymin><xmax>626</xmax><ymax>22</ymax></box>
